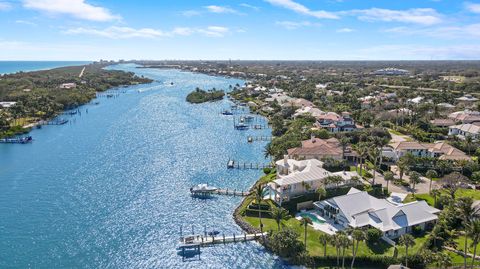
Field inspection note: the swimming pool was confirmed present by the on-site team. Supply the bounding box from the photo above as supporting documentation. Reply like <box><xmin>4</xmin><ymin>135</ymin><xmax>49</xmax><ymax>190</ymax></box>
<box><xmin>297</xmin><ymin>212</ymin><xmax>326</xmax><ymax>224</ymax></box>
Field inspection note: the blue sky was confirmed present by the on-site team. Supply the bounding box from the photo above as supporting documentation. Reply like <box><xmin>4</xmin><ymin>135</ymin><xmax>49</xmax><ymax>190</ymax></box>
<box><xmin>1</xmin><ymin>0</ymin><xmax>480</xmax><ymax>60</ymax></box>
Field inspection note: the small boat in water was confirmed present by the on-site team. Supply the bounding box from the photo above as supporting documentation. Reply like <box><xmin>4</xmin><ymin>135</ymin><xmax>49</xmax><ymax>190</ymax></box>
<box><xmin>0</xmin><ymin>136</ymin><xmax>33</xmax><ymax>144</ymax></box>
<box><xmin>221</xmin><ymin>110</ymin><xmax>233</xmax><ymax>115</ymax></box>
<box><xmin>190</xmin><ymin>184</ymin><xmax>217</xmax><ymax>196</ymax></box>
<box><xmin>207</xmin><ymin>230</ymin><xmax>220</xmax><ymax>236</ymax></box>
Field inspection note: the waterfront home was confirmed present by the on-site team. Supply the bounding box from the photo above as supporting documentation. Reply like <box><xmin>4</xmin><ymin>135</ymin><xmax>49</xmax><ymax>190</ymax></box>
<box><xmin>313</xmin><ymin>188</ymin><xmax>439</xmax><ymax>239</ymax></box>
<box><xmin>293</xmin><ymin>106</ymin><xmax>325</xmax><ymax>118</ymax></box>
<box><xmin>264</xmin><ymin>93</ymin><xmax>293</xmax><ymax>104</ymax></box>
<box><xmin>266</xmin><ymin>157</ymin><xmax>361</xmax><ymax>205</ymax></box>
<box><xmin>389</xmin><ymin>141</ymin><xmax>470</xmax><ymax>161</ymax></box>
<box><xmin>448</xmin><ymin>110</ymin><xmax>480</xmax><ymax>124</ymax></box>
<box><xmin>314</xmin><ymin>111</ymin><xmax>358</xmax><ymax>133</ymax></box>
<box><xmin>448</xmin><ymin>123</ymin><xmax>480</xmax><ymax>140</ymax></box>
<box><xmin>59</xmin><ymin>82</ymin><xmax>77</xmax><ymax>89</ymax></box>
<box><xmin>287</xmin><ymin>135</ymin><xmax>357</xmax><ymax>162</ymax></box>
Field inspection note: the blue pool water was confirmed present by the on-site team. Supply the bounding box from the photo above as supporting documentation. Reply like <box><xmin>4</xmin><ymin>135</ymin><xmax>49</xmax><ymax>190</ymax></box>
<box><xmin>0</xmin><ymin>64</ymin><xmax>285</xmax><ymax>268</ymax></box>
<box><xmin>0</xmin><ymin>61</ymin><xmax>90</xmax><ymax>74</ymax></box>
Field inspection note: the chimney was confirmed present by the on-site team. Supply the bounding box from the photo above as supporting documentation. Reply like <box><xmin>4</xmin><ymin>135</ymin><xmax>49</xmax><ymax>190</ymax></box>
<box><xmin>311</xmin><ymin>134</ymin><xmax>315</xmax><ymax>143</ymax></box>
<box><xmin>283</xmin><ymin>154</ymin><xmax>288</xmax><ymax>165</ymax></box>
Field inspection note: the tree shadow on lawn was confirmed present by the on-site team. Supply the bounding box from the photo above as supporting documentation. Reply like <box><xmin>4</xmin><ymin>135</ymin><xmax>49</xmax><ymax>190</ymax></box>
<box><xmin>366</xmin><ymin>241</ymin><xmax>392</xmax><ymax>255</ymax></box>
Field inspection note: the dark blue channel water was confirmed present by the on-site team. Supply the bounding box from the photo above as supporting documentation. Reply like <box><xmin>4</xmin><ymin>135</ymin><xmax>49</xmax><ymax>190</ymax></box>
<box><xmin>0</xmin><ymin>64</ymin><xmax>285</xmax><ymax>268</ymax></box>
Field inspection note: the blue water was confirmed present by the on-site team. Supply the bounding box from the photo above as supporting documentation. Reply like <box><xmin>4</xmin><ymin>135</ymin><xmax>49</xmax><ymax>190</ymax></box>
<box><xmin>0</xmin><ymin>63</ymin><xmax>285</xmax><ymax>268</ymax></box>
<box><xmin>0</xmin><ymin>61</ymin><xmax>91</xmax><ymax>74</ymax></box>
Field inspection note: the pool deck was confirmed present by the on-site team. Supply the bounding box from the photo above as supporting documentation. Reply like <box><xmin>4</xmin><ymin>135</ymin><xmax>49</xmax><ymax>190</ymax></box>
<box><xmin>295</xmin><ymin>210</ymin><xmax>344</xmax><ymax>235</ymax></box>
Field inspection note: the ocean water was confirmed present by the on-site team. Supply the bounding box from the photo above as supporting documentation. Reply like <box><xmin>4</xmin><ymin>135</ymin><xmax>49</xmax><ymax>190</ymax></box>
<box><xmin>0</xmin><ymin>63</ymin><xmax>285</xmax><ymax>268</ymax></box>
<box><xmin>0</xmin><ymin>61</ymin><xmax>91</xmax><ymax>74</ymax></box>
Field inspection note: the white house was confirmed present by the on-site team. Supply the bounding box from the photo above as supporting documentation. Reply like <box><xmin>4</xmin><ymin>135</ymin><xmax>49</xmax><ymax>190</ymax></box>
<box><xmin>314</xmin><ymin>188</ymin><xmax>439</xmax><ymax>239</ymax></box>
<box><xmin>388</xmin><ymin>141</ymin><xmax>470</xmax><ymax>161</ymax></box>
<box><xmin>266</xmin><ymin>157</ymin><xmax>361</xmax><ymax>205</ymax></box>
<box><xmin>0</xmin><ymin>101</ymin><xmax>17</xmax><ymax>108</ymax></box>
<box><xmin>293</xmin><ymin>106</ymin><xmax>325</xmax><ymax>118</ymax></box>
<box><xmin>449</xmin><ymin>123</ymin><xmax>480</xmax><ymax>140</ymax></box>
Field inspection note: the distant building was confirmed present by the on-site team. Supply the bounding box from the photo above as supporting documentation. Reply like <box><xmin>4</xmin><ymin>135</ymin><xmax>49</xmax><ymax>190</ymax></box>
<box><xmin>407</xmin><ymin>96</ymin><xmax>424</xmax><ymax>104</ymax></box>
<box><xmin>430</xmin><ymin>118</ymin><xmax>455</xmax><ymax>127</ymax></box>
<box><xmin>448</xmin><ymin>110</ymin><xmax>480</xmax><ymax>124</ymax></box>
<box><xmin>293</xmin><ymin>106</ymin><xmax>325</xmax><ymax>118</ymax></box>
<box><xmin>287</xmin><ymin>136</ymin><xmax>356</xmax><ymax>161</ymax></box>
<box><xmin>456</xmin><ymin>94</ymin><xmax>479</xmax><ymax>106</ymax></box>
<box><xmin>314</xmin><ymin>112</ymin><xmax>358</xmax><ymax>133</ymax></box>
<box><xmin>389</xmin><ymin>141</ymin><xmax>471</xmax><ymax>161</ymax></box>
<box><xmin>373</xmin><ymin>68</ymin><xmax>410</xmax><ymax>76</ymax></box>
<box><xmin>59</xmin><ymin>83</ymin><xmax>77</xmax><ymax>89</ymax></box>
<box><xmin>0</xmin><ymin>101</ymin><xmax>17</xmax><ymax>108</ymax></box>
<box><xmin>449</xmin><ymin>123</ymin><xmax>480</xmax><ymax>140</ymax></box>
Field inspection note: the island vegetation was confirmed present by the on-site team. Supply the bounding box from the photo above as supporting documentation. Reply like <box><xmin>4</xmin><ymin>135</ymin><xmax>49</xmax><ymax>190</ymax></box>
<box><xmin>186</xmin><ymin>87</ymin><xmax>225</xmax><ymax>103</ymax></box>
<box><xmin>0</xmin><ymin>63</ymin><xmax>152</xmax><ymax>138</ymax></box>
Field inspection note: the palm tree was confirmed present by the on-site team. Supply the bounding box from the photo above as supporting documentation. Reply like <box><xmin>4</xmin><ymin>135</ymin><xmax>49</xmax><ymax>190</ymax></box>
<box><xmin>426</xmin><ymin>169</ymin><xmax>438</xmax><ymax>194</ymax></box>
<box><xmin>340</xmin><ymin>136</ymin><xmax>351</xmax><ymax>160</ymax></box>
<box><xmin>435</xmin><ymin>252</ymin><xmax>452</xmax><ymax>269</ymax></box>
<box><xmin>299</xmin><ymin>217</ymin><xmax>312</xmax><ymax>250</ymax></box>
<box><xmin>399</xmin><ymin>234</ymin><xmax>415</xmax><ymax>268</ymax></box>
<box><xmin>318</xmin><ymin>233</ymin><xmax>331</xmax><ymax>257</ymax></box>
<box><xmin>409</xmin><ymin>171</ymin><xmax>421</xmax><ymax>197</ymax></box>
<box><xmin>355</xmin><ymin>143</ymin><xmax>369</xmax><ymax>177</ymax></box>
<box><xmin>469</xmin><ymin>219</ymin><xmax>480</xmax><ymax>269</ymax></box>
<box><xmin>331</xmin><ymin>234</ymin><xmax>341</xmax><ymax>267</ymax></box>
<box><xmin>316</xmin><ymin>187</ymin><xmax>326</xmax><ymax>201</ymax></box>
<box><xmin>264</xmin><ymin>143</ymin><xmax>274</xmax><ymax>161</ymax></box>
<box><xmin>350</xmin><ymin>228</ymin><xmax>366</xmax><ymax>269</ymax></box>
<box><xmin>431</xmin><ymin>188</ymin><xmax>440</xmax><ymax>208</ymax></box>
<box><xmin>270</xmin><ymin>206</ymin><xmax>289</xmax><ymax>231</ymax></box>
<box><xmin>464</xmin><ymin>135</ymin><xmax>473</xmax><ymax>156</ymax></box>
<box><xmin>254</xmin><ymin>184</ymin><xmax>266</xmax><ymax>234</ymax></box>
<box><xmin>397</xmin><ymin>157</ymin><xmax>409</xmax><ymax>182</ymax></box>
<box><xmin>457</xmin><ymin>197</ymin><xmax>477</xmax><ymax>269</ymax></box>
<box><xmin>369</xmin><ymin>147</ymin><xmax>381</xmax><ymax>184</ymax></box>
<box><xmin>339</xmin><ymin>233</ymin><xmax>351</xmax><ymax>268</ymax></box>
<box><xmin>383</xmin><ymin>171</ymin><xmax>394</xmax><ymax>193</ymax></box>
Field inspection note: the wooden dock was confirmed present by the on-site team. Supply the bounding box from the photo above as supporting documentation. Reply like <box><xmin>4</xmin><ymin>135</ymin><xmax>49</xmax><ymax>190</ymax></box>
<box><xmin>179</xmin><ymin>232</ymin><xmax>266</xmax><ymax>248</ymax></box>
<box><xmin>214</xmin><ymin>188</ymin><xmax>250</xmax><ymax>196</ymax></box>
<box><xmin>227</xmin><ymin>159</ymin><xmax>272</xmax><ymax>170</ymax></box>
<box><xmin>247</xmin><ymin>136</ymin><xmax>272</xmax><ymax>142</ymax></box>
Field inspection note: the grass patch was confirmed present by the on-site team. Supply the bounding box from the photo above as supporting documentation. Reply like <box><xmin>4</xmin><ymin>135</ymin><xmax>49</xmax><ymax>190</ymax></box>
<box><xmin>405</xmin><ymin>189</ymin><xmax>480</xmax><ymax>207</ymax></box>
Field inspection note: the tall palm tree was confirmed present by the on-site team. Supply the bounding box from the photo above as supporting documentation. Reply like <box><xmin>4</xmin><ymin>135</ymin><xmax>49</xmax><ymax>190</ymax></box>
<box><xmin>299</xmin><ymin>217</ymin><xmax>313</xmax><ymax>251</ymax></box>
<box><xmin>383</xmin><ymin>171</ymin><xmax>394</xmax><ymax>193</ymax></box>
<box><xmin>469</xmin><ymin>219</ymin><xmax>480</xmax><ymax>269</ymax></box>
<box><xmin>457</xmin><ymin>197</ymin><xmax>477</xmax><ymax>269</ymax></box>
<box><xmin>369</xmin><ymin>147</ymin><xmax>381</xmax><ymax>184</ymax></box>
<box><xmin>339</xmin><ymin>136</ymin><xmax>351</xmax><ymax>160</ymax></box>
<box><xmin>270</xmin><ymin>206</ymin><xmax>289</xmax><ymax>231</ymax></box>
<box><xmin>397</xmin><ymin>157</ymin><xmax>410</xmax><ymax>182</ymax></box>
<box><xmin>316</xmin><ymin>187</ymin><xmax>326</xmax><ymax>201</ymax></box>
<box><xmin>355</xmin><ymin>143</ymin><xmax>369</xmax><ymax>177</ymax></box>
<box><xmin>339</xmin><ymin>233</ymin><xmax>351</xmax><ymax>269</ymax></box>
<box><xmin>318</xmin><ymin>233</ymin><xmax>331</xmax><ymax>257</ymax></box>
<box><xmin>409</xmin><ymin>171</ymin><xmax>421</xmax><ymax>197</ymax></box>
<box><xmin>254</xmin><ymin>184</ymin><xmax>267</xmax><ymax>234</ymax></box>
<box><xmin>426</xmin><ymin>169</ymin><xmax>438</xmax><ymax>194</ymax></box>
<box><xmin>431</xmin><ymin>188</ymin><xmax>440</xmax><ymax>208</ymax></box>
<box><xmin>331</xmin><ymin>234</ymin><xmax>341</xmax><ymax>267</ymax></box>
<box><xmin>350</xmin><ymin>228</ymin><xmax>366</xmax><ymax>269</ymax></box>
<box><xmin>399</xmin><ymin>234</ymin><xmax>415</xmax><ymax>268</ymax></box>
<box><xmin>464</xmin><ymin>135</ymin><xmax>473</xmax><ymax>156</ymax></box>
<box><xmin>435</xmin><ymin>252</ymin><xmax>452</xmax><ymax>269</ymax></box>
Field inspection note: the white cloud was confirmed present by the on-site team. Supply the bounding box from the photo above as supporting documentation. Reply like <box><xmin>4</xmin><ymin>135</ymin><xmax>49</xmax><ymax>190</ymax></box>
<box><xmin>465</xmin><ymin>2</ymin><xmax>480</xmax><ymax>13</ymax></box>
<box><xmin>15</xmin><ymin>20</ymin><xmax>37</xmax><ymax>26</ymax></box>
<box><xmin>22</xmin><ymin>0</ymin><xmax>118</xmax><ymax>21</ymax></box>
<box><xmin>204</xmin><ymin>5</ymin><xmax>238</xmax><ymax>14</ymax></box>
<box><xmin>384</xmin><ymin>23</ymin><xmax>480</xmax><ymax>39</ymax></box>
<box><xmin>64</xmin><ymin>26</ymin><xmax>168</xmax><ymax>39</ymax></box>
<box><xmin>0</xmin><ymin>1</ymin><xmax>11</xmax><ymax>10</ymax></box>
<box><xmin>64</xmin><ymin>26</ymin><xmax>231</xmax><ymax>39</ymax></box>
<box><xmin>265</xmin><ymin>0</ymin><xmax>339</xmax><ymax>19</ymax></box>
<box><xmin>275</xmin><ymin>21</ymin><xmax>320</xmax><ymax>30</ymax></box>
<box><xmin>347</xmin><ymin>8</ymin><xmax>442</xmax><ymax>25</ymax></box>
<box><xmin>198</xmin><ymin>26</ymin><xmax>230</xmax><ymax>37</ymax></box>
<box><xmin>181</xmin><ymin>10</ymin><xmax>201</xmax><ymax>17</ymax></box>
<box><xmin>240</xmin><ymin>3</ymin><xmax>260</xmax><ymax>11</ymax></box>
<box><xmin>337</xmin><ymin>27</ymin><xmax>354</xmax><ymax>33</ymax></box>
<box><xmin>265</xmin><ymin>0</ymin><xmax>442</xmax><ymax>25</ymax></box>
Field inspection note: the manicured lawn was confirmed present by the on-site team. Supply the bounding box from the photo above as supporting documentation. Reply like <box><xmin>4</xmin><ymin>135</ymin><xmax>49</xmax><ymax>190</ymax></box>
<box><xmin>405</xmin><ymin>188</ymin><xmax>480</xmax><ymax>207</ymax></box>
<box><xmin>244</xmin><ymin>214</ymin><xmax>426</xmax><ymax>258</ymax></box>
